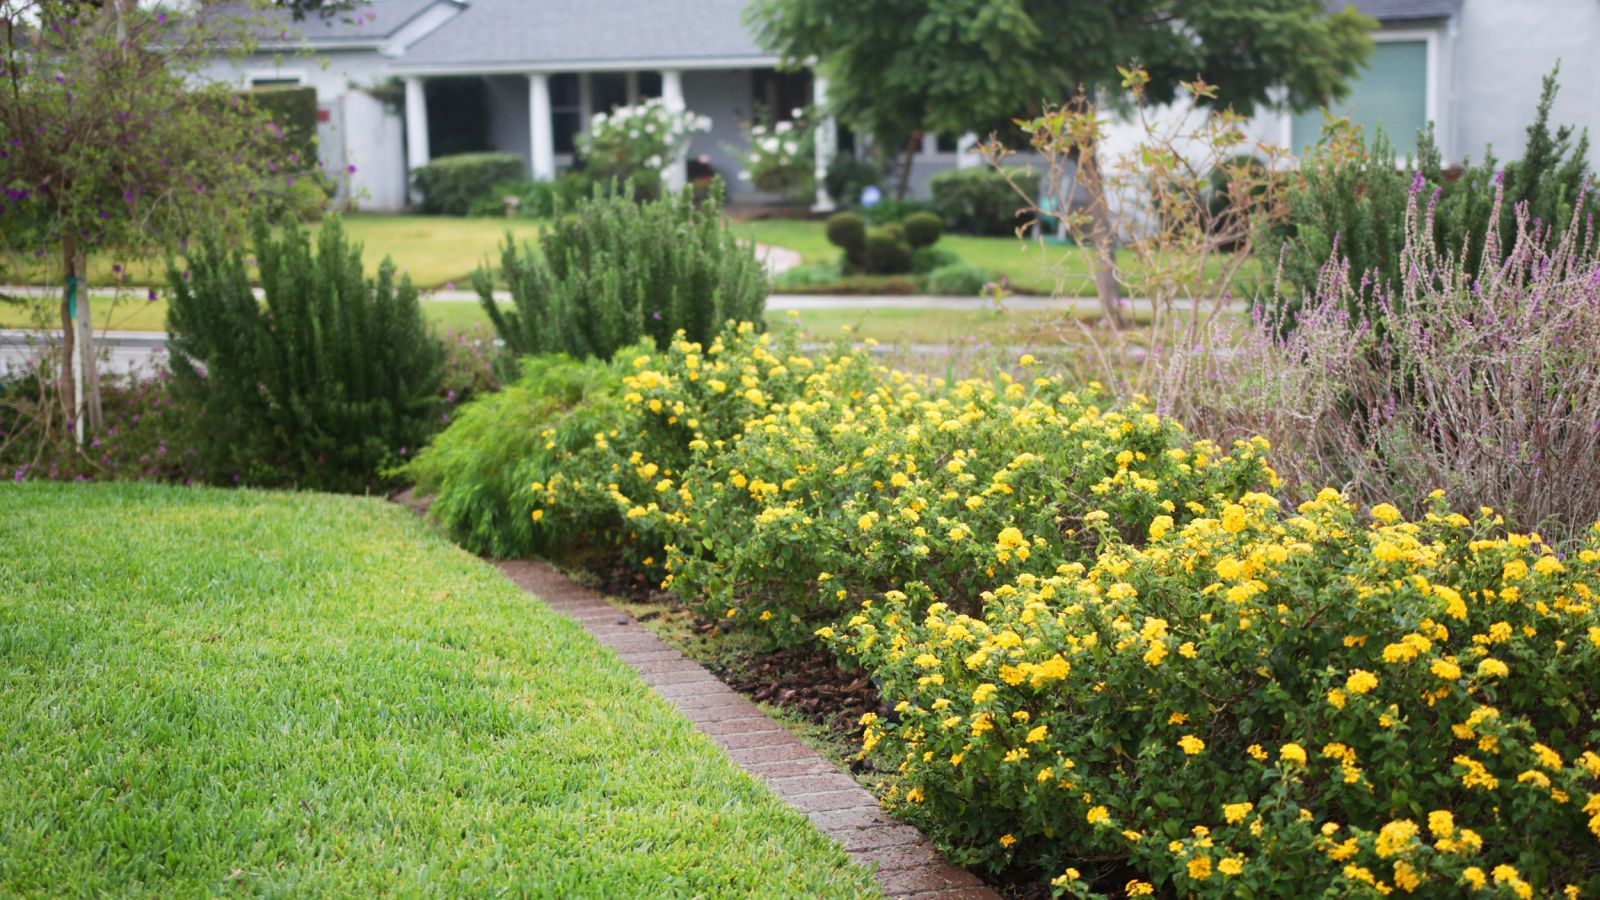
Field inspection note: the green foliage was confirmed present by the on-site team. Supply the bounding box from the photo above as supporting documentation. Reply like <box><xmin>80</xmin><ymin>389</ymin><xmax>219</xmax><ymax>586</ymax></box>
<box><xmin>837</xmin><ymin>493</ymin><xmax>1600</xmax><ymax>894</ymax></box>
<box><xmin>901</xmin><ymin>211</ymin><xmax>944</xmax><ymax>248</ymax></box>
<box><xmin>242</xmin><ymin>86</ymin><xmax>318</xmax><ymax>172</ymax></box>
<box><xmin>411</xmin><ymin>153</ymin><xmax>528</xmax><ymax>216</ymax></box>
<box><xmin>862</xmin><ymin>198</ymin><xmax>937</xmax><ymax>225</ymax></box>
<box><xmin>474</xmin><ymin>181</ymin><xmax>768</xmax><ymax>361</ymax></box>
<box><xmin>863</xmin><ymin>228</ymin><xmax>912</xmax><ymax>274</ymax></box>
<box><xmin>464</xmin><ymin>174</ymin><xmax>595</xmax><ymax>220</ymax></box>
<box><xmin>909</xmin><ymin>245</ymin><xmax>960</xmax><ymax>274</ymax></box>
<box><xmin>929</xmin><ymin>168</ymin><xmax>1033</xmax><ymax>236</ymax></box>
<box><xmin>824</xmin><ymin>153</ymin><xmax>879</xmax><ymax>207</ymax></box>
<box><xmin>924</xmin><ymin>261</ymin><xmax>991</xmax><ymax>295</ymax></box>
<box><xmin>165</xmin><ymin>216</ymin><xmax>445</xmax><ymax>491</ymax></box>
<box><xmin>0</xmin><ymin>482</ymin><xmax>879</xmax><ymax>899</ymax></box>
<box><xmin>824</xmin><ymin>210</ymin><xmax>868</xmax><ymax>264</ymax></box>
<box><xmin>401</xmin><ymin>353</ymin><xmax>630</xmax><ymax>559</ymax></box>
<box><xmin>1266</xmin><ymin>68</ymin><xmax>1595</xmax><ymax>318</ymax></box>
<box><xmin>748</xmin><ymin>0</ymin><xmax>1375</xmax><ymax>176</ymax></box>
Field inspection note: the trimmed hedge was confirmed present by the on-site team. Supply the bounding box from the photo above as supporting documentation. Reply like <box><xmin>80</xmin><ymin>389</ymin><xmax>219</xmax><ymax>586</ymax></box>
<box><xmin>412</xmin><ymin>153</ymin><xmax>528</xmax><ymax>215</ymax></box>
<box><xmin>930</xmin><ymin>166</ymin><xmax>1035</xmax><ymax>236</ymax></box>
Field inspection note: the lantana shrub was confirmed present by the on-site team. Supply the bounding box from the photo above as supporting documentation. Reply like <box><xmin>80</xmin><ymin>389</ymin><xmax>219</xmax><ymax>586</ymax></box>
<box><xmin>831</xmin><ymin>495</ymin><xmax>1600</xmax><ymax>897</ymax></box>
<box><xmin>580</xmin><ymin>99</ymin><xmax>711</xmax><ymax>200</ymax></box>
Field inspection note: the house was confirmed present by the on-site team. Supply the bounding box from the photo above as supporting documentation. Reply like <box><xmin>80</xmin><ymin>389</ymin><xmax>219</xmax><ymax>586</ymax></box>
<box><xmin>202</xmin><ymin>0</ymin><xmax>1599</xmax><ymax>214</ymax></box>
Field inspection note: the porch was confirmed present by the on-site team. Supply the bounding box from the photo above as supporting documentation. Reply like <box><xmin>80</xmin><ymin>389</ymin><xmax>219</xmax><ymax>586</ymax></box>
<box><xmin>397</xmin><ymin>65</ymin><xmax>835</xmax><ymax>208</ymax></box>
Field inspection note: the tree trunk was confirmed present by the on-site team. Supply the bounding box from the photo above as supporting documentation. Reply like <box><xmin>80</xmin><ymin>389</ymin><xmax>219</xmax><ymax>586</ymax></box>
<box><xmin>894</xmin><ymin>131</ymin><xmax>923</xmax><ymax>200</ymax></box>
<box><xmin>1077</xmin><ymin>145</ymin><xmax>1127</xmax><ymax>329</ymax></box>
<box><xmin>75</xmin><ymin>252</ymin><xmax>102</xmax><ymax>436</ymax></box>
<box><xmin>58</xmin><ymin>238</ymin><xmax>77</xmax><ymax>428</ymax></box>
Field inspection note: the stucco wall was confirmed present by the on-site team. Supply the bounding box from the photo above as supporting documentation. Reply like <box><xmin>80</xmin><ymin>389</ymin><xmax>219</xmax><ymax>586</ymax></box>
<box><xmin>1449</xmin><ymin>0</ymin><xmax>1599</xmax><ymax>166</ymax></box>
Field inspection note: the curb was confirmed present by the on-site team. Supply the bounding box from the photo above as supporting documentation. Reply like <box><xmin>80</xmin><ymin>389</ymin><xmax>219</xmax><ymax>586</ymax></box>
<box><xmin>493</xmin><ymin>559</ymin><xmax>997</xmax><ymax>900</ymax></box>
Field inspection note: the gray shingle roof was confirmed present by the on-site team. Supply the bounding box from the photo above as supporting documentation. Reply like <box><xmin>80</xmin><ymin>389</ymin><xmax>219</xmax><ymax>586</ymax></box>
<box><xmin>248</xmin><ymin>0</ymin><xmax>447</xmax><ymax>44</ymax></box>
<box><xmin>398</xmin><ymin>0</ymin><xmax>768</xmax><ymax>70</ymax></box>
<box><xmin>1344</xmin><ymin>0</ymin><xmax>1460</xmax><ymax>21</ymax></box>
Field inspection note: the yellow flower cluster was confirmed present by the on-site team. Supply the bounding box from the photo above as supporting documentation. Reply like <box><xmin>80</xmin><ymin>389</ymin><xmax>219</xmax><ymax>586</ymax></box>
<box><xmin>830</xmin><ymin>486</ymin><xmax>1600</xmax><ymax>895</ymax></box>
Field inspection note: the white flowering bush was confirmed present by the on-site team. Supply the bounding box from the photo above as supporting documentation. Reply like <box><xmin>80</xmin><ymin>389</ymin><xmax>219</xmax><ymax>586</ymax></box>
<box><xmin>736</xmin><ymin>110</ymin><xmax>814</xmax><ymax>205</ymax></box>
<box><xmin>580</xmin><ymin>98</ymin><xmax>711</xmax><ymax>199</ymax></box>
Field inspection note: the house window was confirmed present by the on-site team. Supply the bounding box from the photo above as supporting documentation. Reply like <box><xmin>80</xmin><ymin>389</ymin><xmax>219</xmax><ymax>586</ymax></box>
<box><xmin>591</xmin><ymin>72</ymin><xmax>629</xmax><ymax>114</ymax></box>
<box><xmin>250</xmin><ymin>77</ymin><xmax>303</xmax><ymax>88</ymax></box>
<box><xmin>1291</xmin><ymin>38</ymin><xmax>1430</xmax><ymax>157</ymax></box>
<box><xmin>751</xmin><ymin>68</ymin><xmax>811</xmax><ymax>120</ymax></box>
<box><xmin>935</xmin><ymin>133</ymin><xmax>960</xmax><ymax>153</ymax></box>
<box><xmin>551</xmin><ymin>73</ymin><xmax>581</xmax><ymax>154</ymax></box>
<box><xmin>637</xmin><ymin>71</ymin><xmax>662</xmax><ymax>100</ymax></box>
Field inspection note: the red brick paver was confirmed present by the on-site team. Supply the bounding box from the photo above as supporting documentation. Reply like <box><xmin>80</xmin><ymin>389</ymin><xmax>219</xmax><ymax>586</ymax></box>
<box><xmin>495</xmin><ymin>559</ymin><xmax>997</xmax><ymax>900</ymax></box>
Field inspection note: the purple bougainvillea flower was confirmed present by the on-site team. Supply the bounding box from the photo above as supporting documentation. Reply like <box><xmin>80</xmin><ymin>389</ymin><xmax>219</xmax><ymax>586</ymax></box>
<box><xmin>347</xmin><ymin>164</ymin><xmax>357</xmax><ymax>174</ymax></box>
<box><xmin>147</xmin><ymin>289</ymin><xmax>158</xmax><ymax>301</ymax></box>
<box><xmin>286</xmin><ymin>176</ymin><xmax>296</xmax><ymax>186</ymax></box>
<box><xmin>157</xmin><ymin>13</ymin><xmax>167</xmax><ymax>23</ymax></box>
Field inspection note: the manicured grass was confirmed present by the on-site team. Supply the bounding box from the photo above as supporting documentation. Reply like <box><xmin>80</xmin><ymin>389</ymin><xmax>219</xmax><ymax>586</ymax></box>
<box><xmin>2</xmin><ymin>216</ymin><xmax>545</xmax><ymax>290</ymax></box>
<box><xmin>0</xmin><ymin>294</ymin><xmax>1095</xmax><ymax>347</ymax></box>
<box><xmin>0</xmin><ymin>483</ymin><xmax>879</xmax><ymax>897</ymax></box>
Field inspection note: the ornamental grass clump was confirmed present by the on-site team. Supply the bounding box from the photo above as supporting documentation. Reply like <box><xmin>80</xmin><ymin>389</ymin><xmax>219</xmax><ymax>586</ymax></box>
<box><xmin>832</xmin><ymin>494</ymin><xmax>1600</xmax><ymax>897</ymax></box>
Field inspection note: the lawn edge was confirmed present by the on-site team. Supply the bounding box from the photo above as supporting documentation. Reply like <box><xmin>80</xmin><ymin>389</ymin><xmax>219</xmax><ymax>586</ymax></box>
<box><xmin>492</xmin><ymin>558</ymin><xmax>997</xmax><ymax>900</ymax></box>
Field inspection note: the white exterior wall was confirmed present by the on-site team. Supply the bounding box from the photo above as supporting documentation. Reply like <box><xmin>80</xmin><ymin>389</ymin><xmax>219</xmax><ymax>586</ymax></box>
<box><xmin>197</xmin><ymin>48</ymin><xmax>410</xmax><ymax>211</ymax></box>
<box><xmin>1448</xmin><ymin>0</ymin><xmax>1599</xmax><ymax>166</ymax></box>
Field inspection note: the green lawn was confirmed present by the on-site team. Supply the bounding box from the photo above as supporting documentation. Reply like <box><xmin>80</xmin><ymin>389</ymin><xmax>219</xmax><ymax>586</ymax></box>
<box><xmin>0</xmin><ymin>295</ymin><xmax>1103</xmax><ymax>347</ymax></box>
<box><xmin>2</xmin><ymin>216</ymin><xmax>545</xmax><ymax>290</ymax></box>
<box><xmin>0</xmin><ymin>483</ymin><xmax>879</xmax><ymax>897</ymax></box>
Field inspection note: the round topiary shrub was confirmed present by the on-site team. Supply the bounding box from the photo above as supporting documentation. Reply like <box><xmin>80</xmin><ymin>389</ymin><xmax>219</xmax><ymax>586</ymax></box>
<box><xmin>825</xmin><ymin>211</ymin><xmax>867</xmax><ymax>255</ymax></box>
<box><xmin>925</xmin><ymin>262</ymin><xmax>991</xmax><ymax>296</ymax></box>
<box><xmin>902</xmin><ymin>211</ymin><xmax>944</xmax><ymax>248</ymax></box>
<box><xmin>910</xmin><ymin>246</ymin><xmax>960</xmax><ymax>275</ymax></box>
<box><xmin>864</xmin><ymin>229</ymin><xmax>913</xmax><ymax>274</ymax></box>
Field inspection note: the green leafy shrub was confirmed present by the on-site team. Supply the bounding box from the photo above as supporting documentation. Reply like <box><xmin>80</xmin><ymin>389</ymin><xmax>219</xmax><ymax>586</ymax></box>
<box><xmin>834</xmin><ymin>494</ymin><xmax>1600</xmax><ymax>896</ymax></box>
<box><xmin>411</xmin><ymin>153</ymin><xmax>527</xmax><ymax>216</ymax></box>
<box><xmin>863</xmin><ymin>198</ymin><xmax>937</xmax><ymax>226</ymax></box>
<box><xmin>1267</xmin><ymin>68</ymin><xmax>1594</xmax><ymax>318</ymax></box>
<box><xmin>166</xmin><ymin>216</ymin><xmax>444</xmax><ymax>491</ymax></box>
<box><xmin>924</xmin><ymin>262</ymin><xmax>991</xmax><ymax>295</ymax></box>
<box><xmin>902</xmin><ymin>211</ymin><xmax>943</xmax><ymax>248</ymax></box>
<box><xmin>930</xmin><ymin>167</ymin><xmax>1033</xmax><ymax>236</ymax></box>
<box><xmin>825</xmin><ymin>210</ymin><xmax>868</xmax><ymax>266</ymax></box>
<box><xmin>473</xmin><ymin>181</ymin><xmax>767</xmax><ymax>361</ymax></box>
<box><xmin>401</xmin><ymin>352</ymin><xmax>631</xmax><ymax>558</ymax></box>
<box><xmin>242</xmin><ymin>86</ymin><xmax>318</xmax><ymax>173</ymax></box>
<box><xmin>863</xmin><ymin>229</ymin><xmax>912</xmax><ymax>274</ymax></box>
<box><xmin>825</xmin><ymin>154</ymin><xmax>879</xmax><ymax>208</ymax></box>
<box><xmin>581</xmin><ymin>99</ymin><xmax>710</xmax><ymax>202</ymax></box>
<box><xmin>910</xmin><ymin>246</ymin><xmax>960</xmax><ymax>274</ymax></box>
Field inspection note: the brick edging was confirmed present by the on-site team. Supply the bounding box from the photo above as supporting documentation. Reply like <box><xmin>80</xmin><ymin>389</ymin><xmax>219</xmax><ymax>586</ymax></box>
<box><xmin>494</xmin><ymin>559</ymin><xmax>997</xmax><ymax>900</ymax></box>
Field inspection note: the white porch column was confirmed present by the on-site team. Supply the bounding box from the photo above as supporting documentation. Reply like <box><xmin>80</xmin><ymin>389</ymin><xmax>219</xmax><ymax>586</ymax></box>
<box><xmin>404</xmin><ymin>76</ymin><xmax>430</xmax><ymax>178</ymax></box>
<box><xmin>660</xmin><ymin>69</ymin><xmax>687</xmax><ymax>192</ymax></box>
<box><xmin>527</xmin><ymin>73</ymin><xmax>556</xmax><ymax>181</ymax></box>
<box><xmin>812</xmin><ymin>75</ymin><xmax>837</xmax><ymax>212</ymax></box>
<box><xmin>956</xmin><ymin>131</ymin><xmax>981</xmax><ymax>169</ymax></box>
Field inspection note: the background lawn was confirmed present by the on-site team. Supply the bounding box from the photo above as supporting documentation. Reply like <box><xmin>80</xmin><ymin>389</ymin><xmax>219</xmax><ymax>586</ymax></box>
<box><xmin>5</xmin><ymin>213</ymin><xmax>1256</xmax><ymax>298</ymax></box>
<box><xmin>0</xmin><ymin>294</ymin><xmax>1109</xmax><ymax>347</ymax></box>
<box><xmin>0</xmin><ymin>483</ymin><xmax>879</xmax><ymax>898</ymax></box>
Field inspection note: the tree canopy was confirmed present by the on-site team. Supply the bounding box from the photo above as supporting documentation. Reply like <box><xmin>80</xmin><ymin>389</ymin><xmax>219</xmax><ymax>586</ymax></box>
<box><xmin>747</xmin><ymin>0</ymin><xmax>1377</xmax><ymax>145</ymax></box>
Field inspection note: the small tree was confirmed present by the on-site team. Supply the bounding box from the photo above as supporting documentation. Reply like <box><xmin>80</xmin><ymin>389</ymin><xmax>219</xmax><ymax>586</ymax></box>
<box><xmin>746</xmin><ymin>0</ymin><xmax>1375</xmax><ymax>326</ymax></box>
<box><xmin>0</xmin><ymin>0</ymin><xmax>351</xmax><ymax>440</ymax></box>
